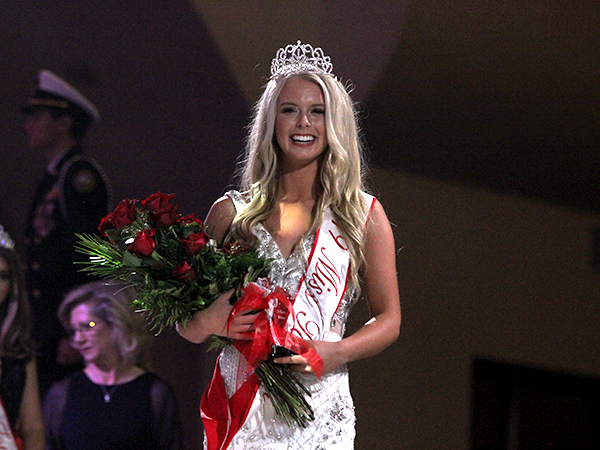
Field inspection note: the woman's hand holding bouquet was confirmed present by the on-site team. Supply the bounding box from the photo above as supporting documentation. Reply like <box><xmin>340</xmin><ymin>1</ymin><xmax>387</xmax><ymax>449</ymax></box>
<box><xmin>175</xmin><ymin>288</ymin><xmax>260</xmax><ymax>343</ymax></box>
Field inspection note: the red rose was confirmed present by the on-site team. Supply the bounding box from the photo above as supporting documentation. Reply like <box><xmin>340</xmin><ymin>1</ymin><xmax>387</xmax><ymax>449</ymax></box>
<box><xmin>141</xmin><ymin>192</ymin><xmax>175</xmax><ymax>213</ymax></box>
<box><xmin>110</xmin><ymin>198</ymin><xmax>138</xmax><ymax>228</ymax></box>
<box><xmin>178</xmin><ymin>214</ymin><xmax>204</xmax><ymax>226</ymax></box>
<box><xmin>169</xmin><ymin>261</ymin><xmax>196</xmax><ymax>282</ymax></box>
<box><xmin>128</xmin><ymin>229</ymin><xmax>156</xmax><ymax>258</ymax></box>
<box><xmin>141</xmin><ymin>192</ymin><xmax>179</xmax><ymax>227</ymax></box>
<box><xmin>180</xmin><ymin>232</ymin><xmax>210</xmax><ymax>256</ymax></box>
<box><xmin>98</xmin><ymin>213</ymin><xmax>117</xmax><ymax>233</ymax></box>
<box><xmin>99</xmin><ymin>198</ymin><xmax>139</xmax><ymax>233</ymax></box>
<box><xmin>154</xmin><ymin>208</ymin><xmax>180</xmax><ymax>227</ymax></box>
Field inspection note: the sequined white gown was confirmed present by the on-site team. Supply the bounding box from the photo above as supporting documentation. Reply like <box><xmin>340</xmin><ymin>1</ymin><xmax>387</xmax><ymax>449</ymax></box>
<box><xmin>209</xmin><ymin>191</ymin><xmax>362</xmax><ymax>450</ymax></box>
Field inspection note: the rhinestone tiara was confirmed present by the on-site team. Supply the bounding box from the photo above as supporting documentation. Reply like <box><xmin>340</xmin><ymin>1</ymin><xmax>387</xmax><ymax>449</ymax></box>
<box><xmin>0</xmin><ymin>225</ymin><xmax>15</xmax><ymax>250</ymax></box>
<box><xmin>270</xmin><ymin>41</ymin><xmax>334</xmax><ymax>79</ymax></box>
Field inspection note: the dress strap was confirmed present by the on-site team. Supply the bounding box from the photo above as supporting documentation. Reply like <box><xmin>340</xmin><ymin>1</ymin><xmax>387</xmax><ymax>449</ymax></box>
<box><xmin>224</xmin><ymin>190</ymin><xmax>247</xmax><ymax>214</ymax></box>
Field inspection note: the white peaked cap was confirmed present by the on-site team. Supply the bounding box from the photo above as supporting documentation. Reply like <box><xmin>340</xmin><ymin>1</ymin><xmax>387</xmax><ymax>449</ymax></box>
<box><xmin>27</xmin><ymin>69</ymin><xmax>101</xmax><ymax>123</ymax></box>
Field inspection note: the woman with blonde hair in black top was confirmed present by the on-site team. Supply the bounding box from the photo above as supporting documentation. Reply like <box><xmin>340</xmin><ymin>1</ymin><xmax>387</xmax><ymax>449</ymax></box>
<box><xmin>43</xmin><ymin>280</ymin><xmax>182</xmax><ymax>450</ymax></box>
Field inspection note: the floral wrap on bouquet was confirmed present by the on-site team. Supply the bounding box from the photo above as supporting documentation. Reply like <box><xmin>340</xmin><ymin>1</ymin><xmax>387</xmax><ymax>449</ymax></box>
<box><xmin>74</xmin><ymin>192</ymin><xmax>321</xmax><ymax>428</ymax></box>
<box><xmin>230</xmin><ymin>281</ymin><xmax>323</xmax><ymax>377</ymax></box>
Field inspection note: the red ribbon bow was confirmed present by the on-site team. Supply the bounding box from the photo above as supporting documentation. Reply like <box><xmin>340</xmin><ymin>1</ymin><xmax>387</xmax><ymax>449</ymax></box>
<box><xmin>228</xmin><ymin>281</ymin><xmax>324</xmax><ymax>379</ymax></box>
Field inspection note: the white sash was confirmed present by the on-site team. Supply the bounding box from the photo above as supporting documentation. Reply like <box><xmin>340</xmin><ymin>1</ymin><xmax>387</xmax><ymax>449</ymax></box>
<box><xmin>289</xmin><ymin>194</ymin><xmax>375</xmax><ymax>339</ymax></box>
<box><xmin>0</xmin><ymin>399</ymin><xmax>18</xmax><ymax>450</ymax></box>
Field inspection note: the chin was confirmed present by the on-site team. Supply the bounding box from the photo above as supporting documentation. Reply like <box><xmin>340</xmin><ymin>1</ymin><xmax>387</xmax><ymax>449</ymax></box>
<box><xmin>80</xmin><ymin>351</ymin><xmax>97</xmax><ymax>364</ymax></box>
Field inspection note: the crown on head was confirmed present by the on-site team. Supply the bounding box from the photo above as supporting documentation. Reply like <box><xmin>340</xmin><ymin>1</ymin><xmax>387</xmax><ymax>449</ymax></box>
<box><xmin>270</xmin><ymin>41</ymin><xmax>334</xmax><ymax>79</ymax></box>
<box><xmin>0</xmin><ymin>226</ymin><xmax>15</xmax><ymax>250</ymax></box>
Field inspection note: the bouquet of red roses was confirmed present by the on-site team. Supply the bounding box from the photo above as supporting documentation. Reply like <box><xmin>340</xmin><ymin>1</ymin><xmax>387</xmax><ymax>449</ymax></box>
<box><xmin>75</xmin><ymin>192</ymin><xmax>269</xmax><ymax>333</ymax></box>
<box><xmin>75</xmin><ymin>192</ymin><xmax>319</xmax><ymax>428</ymax></box>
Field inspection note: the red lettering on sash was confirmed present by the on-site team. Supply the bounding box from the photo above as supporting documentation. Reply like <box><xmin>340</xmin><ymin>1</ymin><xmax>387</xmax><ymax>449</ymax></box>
<box><xmin>329</xmin><ymin>220</ymin><xmax>348</xmax><ymax>250</ymax></box>
<box><xmin>307</xmin><ymin>247</ymin><xmax>342</xmax><ymax>296</ymax></box>
<box><xmin>290</xmin><ymin>310</ymin><xmax>320</xmax><ymax>340</ymax></box>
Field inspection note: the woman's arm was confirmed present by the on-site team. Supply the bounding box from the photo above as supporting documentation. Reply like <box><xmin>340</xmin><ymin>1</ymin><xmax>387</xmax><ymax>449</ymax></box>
<box><xmin>176</xmin><ymin>196</ymin><xmax>259</xmax><ymax>343</ymax></box>
<box><xmin>19</xmin><ymin>357</ymin><xmax>45</xmax><ymax>450</ymax></box>
<box><xmin>278</xmin><ymin>199</ymin><xmax>401</xmax><ymax>375</ymax></box>
<box><xmin>204</xmin><ymin>195</ymin><xmax>236</xmax><ymax>243</ymax></box>
<box><xmin>42</xmin><ymin>377</ymin><xmax>69</xmax><ymax>450</ymax></box>
<box><xmin>151</xmin><ymin>378</ymin><xmax>183</xmax><ymax>450</ymax></box>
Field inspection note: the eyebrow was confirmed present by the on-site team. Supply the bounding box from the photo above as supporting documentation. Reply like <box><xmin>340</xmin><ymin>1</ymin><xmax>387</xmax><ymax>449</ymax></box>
<box><xmin>278</xmin><ymin>101</ymin><xmax>325</xmax><ymax>107</ymax></box>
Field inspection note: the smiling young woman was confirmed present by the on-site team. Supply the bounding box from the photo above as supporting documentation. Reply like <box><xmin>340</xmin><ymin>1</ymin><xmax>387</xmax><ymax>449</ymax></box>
<box><xmin>177</xmin><ymin>41</ymin><xmax>401</xmax><ymax>450</ymax></box>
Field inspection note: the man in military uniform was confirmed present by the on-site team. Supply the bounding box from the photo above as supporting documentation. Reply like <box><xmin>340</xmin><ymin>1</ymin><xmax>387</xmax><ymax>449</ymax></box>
<box><xmin>23</xmin><ymin>69</ymin><xmax>111</xmax><ymax>395</ymax></box>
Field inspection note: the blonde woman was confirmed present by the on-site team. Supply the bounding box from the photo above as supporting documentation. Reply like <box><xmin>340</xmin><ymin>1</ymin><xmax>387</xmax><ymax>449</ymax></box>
<box><xmin>43</xmin><ymin>281</ymin><xmax>181</xmax><ymax>450</ymax></box>
<box><xmin>177</xmin><ymin>42</ymin><xmax>401</xmax><ymax>450</ymax></box>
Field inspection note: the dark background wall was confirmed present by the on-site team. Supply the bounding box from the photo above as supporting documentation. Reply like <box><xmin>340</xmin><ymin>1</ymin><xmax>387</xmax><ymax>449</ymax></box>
<box><xmin>1</xmin><ymin>1</ymin><xmax>599</xmax><ymax>449</ymax></box>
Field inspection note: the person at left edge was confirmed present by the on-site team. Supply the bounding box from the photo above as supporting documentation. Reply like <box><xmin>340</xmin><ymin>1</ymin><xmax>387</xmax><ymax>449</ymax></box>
<box><xmin>22</xmin><ymin>69</ymin><xmax>111</xmax><ymax>396</ymax></box>
<box><xmin>1</xmin><ymin>226</ymin><xmax>45</xmax><ymax>450</ymax></box>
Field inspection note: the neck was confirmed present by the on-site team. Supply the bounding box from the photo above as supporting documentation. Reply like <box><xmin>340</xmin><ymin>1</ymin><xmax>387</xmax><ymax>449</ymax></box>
<box><xmin>44</xmin><ymin>137</ymin><xmax>76</xmax><ymax>164</ymax></box>
<box><xmin>84</xmin><ymin>362</ymin><xmax>144</xmax><ymax>385</ymax></box>
<box><xmin>277</xmin><ymin>162</ymin><xmax>319</xmax><ymax>202</ymax></box>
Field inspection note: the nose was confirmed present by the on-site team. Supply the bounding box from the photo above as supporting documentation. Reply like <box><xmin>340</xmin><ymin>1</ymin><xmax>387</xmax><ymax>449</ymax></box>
<box><xmin>296</xmin><ymin>114</ymin><xmax>310</xmax><ymax>128</ymax></box>
<box><xmin>70</xmin><ymin>329</ymin><xmax>86</xmax><ymax>345</ymax></box>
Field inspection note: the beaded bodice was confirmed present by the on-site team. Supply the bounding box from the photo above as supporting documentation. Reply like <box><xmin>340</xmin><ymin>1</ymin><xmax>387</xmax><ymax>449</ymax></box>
<box><xmin>226</xmin><ymin>191</ymin><xmax>359</xmax><ymax>338</ymax></box>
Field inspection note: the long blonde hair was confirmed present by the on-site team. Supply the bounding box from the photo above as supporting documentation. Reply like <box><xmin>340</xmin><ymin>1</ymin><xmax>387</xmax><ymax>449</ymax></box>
<box><xmin>231</xmin><ymin>72</ymin><xmax>370</xmax><ymax>290</ymax></box>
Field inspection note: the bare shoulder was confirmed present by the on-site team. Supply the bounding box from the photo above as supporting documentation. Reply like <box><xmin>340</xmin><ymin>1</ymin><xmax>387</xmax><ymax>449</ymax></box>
<box><xmin>205</xmin><ymin>195</ymin><xmax>236</xmax><ymax>242</ymax></box>
<box><xmin>367</xmin><ymin>198</ymin><xmax>392</xmax><ymax>231</ymax></box>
